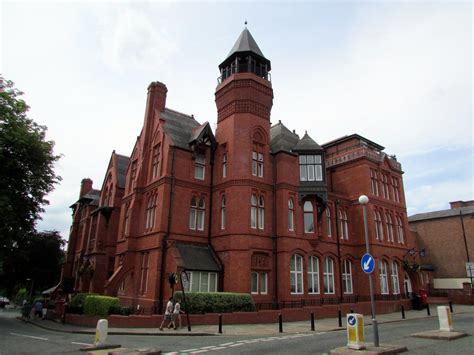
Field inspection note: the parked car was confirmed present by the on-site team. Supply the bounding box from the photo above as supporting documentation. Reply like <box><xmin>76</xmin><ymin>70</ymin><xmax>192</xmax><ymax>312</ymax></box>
<box><xmin>0</xmin><ymin>297</ymin><xmax>10</xmax><ymax>308</ymax></box>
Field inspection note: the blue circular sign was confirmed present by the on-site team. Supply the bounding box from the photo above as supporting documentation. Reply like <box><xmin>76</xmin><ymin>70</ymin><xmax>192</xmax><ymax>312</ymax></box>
<box><xmin>348</xmin><ymin>315</ymin><xmax>356</xmax><ymax>326</ymax></box>
<box><xmin>361</xmin><ymin>253</ymin><xmax>375</xmax><ymax>274</ymax></box>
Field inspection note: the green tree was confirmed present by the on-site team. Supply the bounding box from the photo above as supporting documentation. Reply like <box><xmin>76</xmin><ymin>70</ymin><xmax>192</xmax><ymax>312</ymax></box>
<box><xmin>0</xmin><ymin>76</ymin><xmax>61</xmax><ymax>251</ymax></box>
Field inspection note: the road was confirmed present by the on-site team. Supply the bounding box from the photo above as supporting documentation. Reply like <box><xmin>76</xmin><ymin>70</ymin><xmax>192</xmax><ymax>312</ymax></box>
<box><xmin>0</xmin><ymin>308</ymin><xmax>472</xmax><ymax>354</ymax></box>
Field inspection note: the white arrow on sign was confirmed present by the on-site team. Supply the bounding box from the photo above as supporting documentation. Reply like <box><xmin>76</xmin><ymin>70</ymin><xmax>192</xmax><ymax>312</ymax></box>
<box><xmin>363</xmin><ymin>256</ymin><xmax>373</xmax><ymax>271</ymax></box>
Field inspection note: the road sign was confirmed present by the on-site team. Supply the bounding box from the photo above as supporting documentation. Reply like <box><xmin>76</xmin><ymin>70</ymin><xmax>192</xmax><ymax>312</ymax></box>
<box><xmin>361</xmin><ymin>253</ymin><xmax>375</xmax><ymax>274</ymax></box>
<box><xmin>347</xmin><ymin>313</ymin><xmax>365</xmax><ymax>350</ymax></box>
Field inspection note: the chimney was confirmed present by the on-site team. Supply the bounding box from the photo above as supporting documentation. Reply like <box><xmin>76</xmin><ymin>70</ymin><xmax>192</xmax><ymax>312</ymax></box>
<box><xmin>147</xmin><ymin>81</ymin><xmax>168</xmax><ymax>112</ymax></box>
<box><xmin>80</xmin><ymin>178</ymin><xmax>93</xmax><ymax>198</ymax></box>
<box><xmin>450</xmin><ymin>200</ymin><xmax>474</xmax><ymax>209</ymax></box>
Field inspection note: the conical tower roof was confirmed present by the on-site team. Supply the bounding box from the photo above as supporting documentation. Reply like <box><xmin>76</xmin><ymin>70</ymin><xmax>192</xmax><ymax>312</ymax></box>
<box><xmin>219</xmin><ymin>28</ymin><xmax>271</xmax><ymax>70</ymax></box>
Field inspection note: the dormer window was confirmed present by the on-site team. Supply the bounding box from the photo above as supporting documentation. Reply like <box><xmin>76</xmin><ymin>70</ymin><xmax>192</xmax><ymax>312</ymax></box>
<box><xmin>194</xmin><ymin>149</ymin><xmax>206</xmax><ymax>180</ymax></box>
<box><xmin>299</xmin><ymin>154</ymin><xmax>323</xmax><ymax>182</ymax></box>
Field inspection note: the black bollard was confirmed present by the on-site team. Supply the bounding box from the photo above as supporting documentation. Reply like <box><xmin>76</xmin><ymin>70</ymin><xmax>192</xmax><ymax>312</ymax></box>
<box><xmin>218</xmin><ymin>313</ymin><xmax>222</xmax><ymax>334</ymax></box>
<box><xmin>338</xmin><ymin>309</ymin><xmax>342</xmax><ymax>327</ymax></box>
<box><xmin>401</xmin><ymin>305</ymin><xmax>405</xmax><ymax>319</ymax></box>
<box><xmin>310</xmin><ymin>312</ymin><xmax>315</xmax><ymax>331</ymax></box>
<box><xmin>279</xmin><ymin>313</ymin><xmax>283</xmax><ymax>333</ymax></box>
<box><xmin>449</xmin><ymin>301</ymin><xmax>454</xmax><ymax>313</ymax></box>
<box><xmin>426</xmin><ymin>303</ymin><xmax>431</xmax><ymax>316</ymax></box>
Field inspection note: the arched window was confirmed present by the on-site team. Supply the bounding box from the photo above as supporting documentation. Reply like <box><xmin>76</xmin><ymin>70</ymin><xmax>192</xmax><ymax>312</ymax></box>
<box><xmin>379</xmin><ymin>260</ymin><xmax>389</xmax><ymax>294</ymax></box>
<box><xmin>374</xmin><ymin>211</ymin><xmax>379</xmax><ymax>240</ymax></box>
<box><xmin>288</xmin><ymin>198</ymin><xmax>294</xmax><ymax>231</ymax></box>
<box><xmin>308</xmin><ymin>256</ymin><xmax>320</xmax><ymax>294</ymax></box>
<box><xmin>343</xmin><ymin>211</ymin><xmax>349</xmax><ymax>239</ymax></box>
<box><xmin>326</xmin><ymin>207</ymin><xmax>332</xmax><ymax>237</ymax></box>
<box><xmin>342</xmin><ymin>259</ymin><xmax>353</xmax><ymax>294</ymax></box>
<box><xmin>396</xmin><ymin>216</ymin><xmax>404</xmax><ymax>243</ymax></box>
<box><xmin>304</xmin><ymin>201</ymin><xmax>314</xmax><ymax>233</ymax></box>
<box><xmin>222</xmin><ymin>153</ymin><xmax>227</xmax><ymax>178</ymax></box>
<box><xmin>189</xmin><ymin>197</ymin><xmax>197</xmax><ymax>230</ymax></box>
<box><xmin>220</xmin><ymin>195</ymin><xmax>226</xmax><ymax>230</ymax></box>
<box><xmin>123</xmin><ymin>205</ymin><xmax>130</xmax><ymax>238</ymax></box>
<box><xmin>386</xmin><ymin>213</ymin><xmax>394</xmax><ymax>242</ymax></box>
<box><xmin>197</xmin><ymin>198</ymin><xmax>205</xmax><ymax>231</ymax></box>
<box><xmin>290</xmin><ymin>254</ymin><xmax>303</xmax><ymax>294</ymax></box>
<box><xmin>258</xmin><ymin>196</ymin><xmax>265</xmax><ymax>230</ymax></box>
<box><xmin>323</xmin><ymin>257</ymin><xmax>335</xmax><ymax>294</ymax></box>
<box><xmin>374</xmin><ymin>210</ymin><xmax>384</xmax><ymax>241</ymax></box>
<box><xmin>145</xmin><ymin>194</ymin><xmax>157</xmax><ymax>230</ymax></box>
<box><xmin>391</xmin><ymin>261</ymin><xmax>400</xmax><ymax>294</ymax></box>
<box><xmin>250</xmin><ymin>194</ymin><xmax>257</xmax><ymax>229</ymax></box>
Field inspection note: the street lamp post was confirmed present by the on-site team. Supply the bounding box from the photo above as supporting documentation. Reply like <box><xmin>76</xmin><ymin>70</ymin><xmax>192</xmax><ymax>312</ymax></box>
<box><xmin>26</xmin><ymin>278</ymin><xmax>34</xmax><ymax>302</ymax></box>
<box><xmin>359</xmin><ymin>195</ymin><xmax>379</xmax><ymax>347</ymax></box>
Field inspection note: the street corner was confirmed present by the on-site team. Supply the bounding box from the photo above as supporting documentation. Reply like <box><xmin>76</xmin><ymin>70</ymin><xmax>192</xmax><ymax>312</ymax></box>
<box><xmin>330</xmin><ymin>344</ymin><xmax>408</xmax><ymax>355</ymax></box>
<box><xmin>411</xmin><ymin>330</ymin><xmax>468</xmax><ymax>341</ymax></box>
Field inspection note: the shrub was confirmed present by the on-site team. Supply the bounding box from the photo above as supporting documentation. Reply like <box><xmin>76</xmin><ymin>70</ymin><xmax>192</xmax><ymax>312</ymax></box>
<box><xmin>68</xmin><ymin>293</ymin><xmax>97</xmax><ymax>314</ymax></box>
<box><xmin>84</xmin><ymin>295</ymin><xmax>119</xmax><ymax>317</ymax></box>
<box><xmin>173</xmin><ymin>292</ymin><xmax>256</xmax><ymax>314</ymax></box>
<box><xmin>15</xmin><ymin>288</ymin><xmax>28</xmax><ymax>305</ymax></box>
<box><xmin>109</xmin><ymin>305</ymin><xmax>132</xmax><ymax>316</ymax></box>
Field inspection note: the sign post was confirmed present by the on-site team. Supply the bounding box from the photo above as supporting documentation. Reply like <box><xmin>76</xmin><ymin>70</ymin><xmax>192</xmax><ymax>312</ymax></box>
<box><xmin>179</xmin><ymin>270</ymin><xmax>192</xmax><ymax>332</ymax></box>
<box><xmin>359</xmin><ymin>195</ymin><xmax>379</xmax><ymax>347</ymax></box>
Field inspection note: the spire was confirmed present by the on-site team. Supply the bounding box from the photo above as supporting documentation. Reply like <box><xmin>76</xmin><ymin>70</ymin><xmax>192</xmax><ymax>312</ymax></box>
<box><xmin>218</xmin><ymin>28</ymin><xmax>271</xmax><ymax>83</ymax></box>
<box><xmin>293</xmin><ymin>132</ymin><xmax>324</xmax><ymax>151</ymax></box>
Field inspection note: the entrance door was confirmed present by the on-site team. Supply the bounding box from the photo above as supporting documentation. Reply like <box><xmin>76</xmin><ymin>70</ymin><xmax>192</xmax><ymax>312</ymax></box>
<box><xmin>403</xmin><ymin>272</ymin><xmax>412</xmax><ymax>297</ymax></box>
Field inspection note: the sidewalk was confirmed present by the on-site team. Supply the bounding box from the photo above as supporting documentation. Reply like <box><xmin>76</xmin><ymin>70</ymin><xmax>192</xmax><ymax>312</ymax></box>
<box><xmin>20</xmin><ymin>304</ymin><xmax>474</xmax><ymax>337</ymax></box>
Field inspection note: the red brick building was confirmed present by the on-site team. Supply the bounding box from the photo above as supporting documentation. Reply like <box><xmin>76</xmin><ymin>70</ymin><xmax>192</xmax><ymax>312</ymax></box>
<box><xmin>63</xmin><ymin>29</ymin><xmax>416</xmax><ymax>313</ymax></box>
<box><xmin>409</xmin><ymin>200</ymin><xmax>474</xmax><ymax>303</ymax></box>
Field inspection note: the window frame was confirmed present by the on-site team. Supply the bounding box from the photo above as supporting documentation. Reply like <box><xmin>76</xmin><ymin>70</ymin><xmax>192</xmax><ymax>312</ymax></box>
<box><xmin>194</xmin><ymin>150</ymin><xmax>206</xmax><ymax>180</ymax></box>
<box><xmin>326</xmin><ymin>207</ymin><xmax>332</xmax><ymax>237</ymax></box>
<box><xmin>299</xmin><ymin>154</ymin><xmax>323</xmax><ymax>182</ymax></box>
<box><xmin>304</xmin><ymin>201</ymin><xmax>315</xmax><ymax>233</ymax></box>
<box><xmin>323</xmin><ymin>257</ymin><xmax>335</xmax><ymax>294</ymax></box>
<box><xmin>308</xmin><ymin>256</ymin><xmax>320</xmax><ymax>294</ymax></box>
<box><xmin>290</xmin><ymin>254</ymin><xmax>304</xmax><ymax>294</ymax></box>
<box><xmin>342</xmin><ymin>259</ymin><xmax>353</xmax><ymax>294</ymax></box>
<box><xmin>288</xmin><ymin>198</ymin><xmax>294</xmax><ymax>231</ymax></box>
<box><xmin>391</xmin><ymin>261</ymin><xmax>400</xmax><ymax>294</ymax></box>
<box><xmin>379</xmin><ymin>260</ymin><xmax>389</xmax><ymax>294</ymax></box>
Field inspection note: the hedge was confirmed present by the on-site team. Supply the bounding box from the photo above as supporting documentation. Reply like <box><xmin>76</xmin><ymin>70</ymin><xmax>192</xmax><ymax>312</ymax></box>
<box><xmin>173</xmin><ymin>292</ymin><xmax>256</xmax><ymax>314</ymax></box>
<box><xmin>84</xmin><ymin>295</ymin><xmax>119</xmax><ymax>317</ymax></box>
<box><xmin>109</xmin><ymin>305</ymin><xmax>132</xmax><ymax>316</ymax></box>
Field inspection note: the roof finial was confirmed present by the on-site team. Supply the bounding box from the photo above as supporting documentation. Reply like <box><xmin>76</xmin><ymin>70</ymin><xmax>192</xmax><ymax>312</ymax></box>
<box><xmin>244</xmin><ymin>20</ymin><xmax>248</xmax><ymax>27</ymax></box>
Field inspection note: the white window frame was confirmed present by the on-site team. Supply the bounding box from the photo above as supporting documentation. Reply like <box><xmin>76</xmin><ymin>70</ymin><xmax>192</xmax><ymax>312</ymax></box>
<box><xmin>342</xmin><ymin>259</ymin><xmax>353</xmax><ymax>294</ymax></box>
<box><xmin>308</xmin><ymin>256</ymin><xmax>320</xmax><ymax>294</ymax></box>
<box><xmin>370</xmin><ymin>169</ymin><xmax>379</xmax><ymax>196</ymax></box>
<box><xmin>397</xmin><ymin>216</ymin><xmax>404</xmax><ymax>244</ymax></box>
<box><xmin>251</xmin><ymin>194</ymin><xmax>257</xmax><ymax>229</ymax></box>
<box><xmin>186</xmin><ymin>271</ymin><xmax>218</xmax><ymax>292</ymax></box>
<box><xmin>151</xmin><ymin>143</ymin><xmax>160</xmax><ymax>179</ymax></box>
<box><xmin>290</xmin><ymin>254</ymin><xmax>304</xmax><ymax>294</ymax></box>
<box><xmin>197</xmin><ymin>198</ymin><xmax>205</xmax><ymax>231</ymax></box>
<box><xmin>299</xmin><ymin>154</ymin><xmax>323</xmax><ymax>182</ymax></box>
<box><xmin>258</xmin><ymin>195</ymin><xmax>265</xmax><ymax>230</ymax></box>
<box><xmin>391</xmin><ymin>261</ymin><xmax>400</xmax><ymax>294</ymax></box>
<box><xmin>194</xmin><ymin>151</ymin><xmax>206</xmax><ymax>180</ymax></box>
<box><xmin>379</xmin><ymin>260</ymin><xmax>389</xmax><ymax>294</ymax></box>
<box><xmin>222</xmin><ymin>153</ymin><xmax>227</xmax><ymax>178</ymax></box>
<box><xmin>288</xmin><ymin>198</ymin><xmax>294</xmax><ymax>231</ymax></box>
<box><xmin>220</xmin><ymin>195</ymin><xmax>226</xmax><ymax>230</ymax></box>
<box><xmin>324</xmin><ymin>257</ymin><xmax>335</xmax><ymax>294</ymax></box>
<box><xmin>251</xmin><ymin>271</ymin><xmax>268</xmax><ymax>294</ymax></box>
<box><xmin>304</xmin><ymin>201</ymin><xmax>315</xmax><ymax>233</ymax></box>
<box><xmin>139</xmin><ymin>252</ymin><xmax>149</xmax><ymax>295</ymax></box>
<box><xmin>252</xmin><ymin>151</ymin><xmax>264</xmax><ymax>178</ymax></box>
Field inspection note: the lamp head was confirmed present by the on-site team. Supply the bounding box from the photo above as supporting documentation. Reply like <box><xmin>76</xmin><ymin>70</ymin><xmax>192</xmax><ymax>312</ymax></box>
<box><xmin>359</xmin><ymin>195</ymin><xmax>369</xmax><ymax>205</ymax></box>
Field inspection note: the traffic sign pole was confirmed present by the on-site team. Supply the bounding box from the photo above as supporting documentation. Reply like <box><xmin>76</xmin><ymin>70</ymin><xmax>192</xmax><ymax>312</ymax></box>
<box><xmin>360</xmin><ymin>195</ymin><xmax>379</xmax><ymax>347</ymax></box>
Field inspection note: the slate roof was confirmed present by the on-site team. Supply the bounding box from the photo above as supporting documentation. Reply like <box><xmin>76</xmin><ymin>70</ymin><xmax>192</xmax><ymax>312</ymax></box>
<box><xmin>175</xmin><ymin>243</ymin><xmax>221</xmax><ymax>272</ymax></box>
<box><xmin>409</xmin><ymin>206</ymin><xmax>474</xmax><ymax>222</ymax></box>
<box><xmin>161</xmin><ymin>108</ymin><xmax>202</xmax><ymax>150</ymax></box>
<box><xmin>81</xmin><ymin>189</ymin><xmax>101</xmax><ymax>206</ymax></box>
<box><xmin>270</xmin><ymin>122</ymin><xmax>300</xmax><ymax>154</ymax></box>
<box><xmin>293</xmin><ymin>132</ymin><xmax>324</xmax><ymax>151</ymax></box>
<box><xmin>226</xmin><ymin>28</ymin><xmax>266</xmax><ymax>60</ymax></box>
<box><xmin>115</xmin><ymin>154</ymin><xmax>130</xmax><ymax>189</ymax></box>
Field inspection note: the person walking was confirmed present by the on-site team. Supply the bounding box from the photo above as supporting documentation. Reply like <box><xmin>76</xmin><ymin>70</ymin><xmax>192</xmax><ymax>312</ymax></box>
<box><xmin>159</xmin><ymin>297</ymin><xmax>174</xmax><ymax>330</ymax></box>
<box><xmin>171</xmin><ymin>299</ymin><xmax>183</xmax><ymax>330</ymax></box>
<box><xmin>33</xmin><ymin>300</ymin><xmax>43</xmax><ymax>320</ymax></box>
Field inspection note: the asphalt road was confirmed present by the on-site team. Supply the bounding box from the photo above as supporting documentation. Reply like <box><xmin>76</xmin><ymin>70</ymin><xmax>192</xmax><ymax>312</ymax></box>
<box><xmin>0</xmin><ymin>308</ymin><xmax>472</xmax><ymax>354</ymax></box>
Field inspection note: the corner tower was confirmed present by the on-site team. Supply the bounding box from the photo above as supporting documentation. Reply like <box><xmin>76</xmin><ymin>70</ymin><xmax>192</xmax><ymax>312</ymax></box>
<box><xmin>213</xmin><ymin>28</ymin><xmax>275</xmax><ymax>298</ymax></box>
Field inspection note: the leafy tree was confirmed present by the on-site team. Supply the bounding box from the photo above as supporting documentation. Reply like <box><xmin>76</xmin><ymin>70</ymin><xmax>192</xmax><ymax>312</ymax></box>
<box><xmin>0</xmin><ymin>76</ymin><xmax>61</xmax><ymax>251</ymax></box>
<box><xmin>2</xmin><ymin>230</ymin><xmax>65</xmax><ymax>298</ymax></box>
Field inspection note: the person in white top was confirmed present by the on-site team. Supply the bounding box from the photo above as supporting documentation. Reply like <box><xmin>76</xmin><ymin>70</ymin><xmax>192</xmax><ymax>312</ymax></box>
<box><xmin>171</xmin><ymin>300</ymin><xmax>183</xmax><ymax>330</ymax></box>
<box><xmin>159</xmin><ymin>297</ymin><xmax>174</xmax><ymax>330</ymax></box>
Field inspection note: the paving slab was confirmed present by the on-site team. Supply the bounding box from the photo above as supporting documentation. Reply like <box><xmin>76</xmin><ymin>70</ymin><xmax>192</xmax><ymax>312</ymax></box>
<box><xmin>330</xmin><ymin>343</ymin><xmax>407</xmax><ymax>354</ymax></box>
<box><xmin>87</xmin><ymin>348</ymin><xmax>161</xmax><ymax>355</ymax></box>
<box><xmin>411</xmin><ymin>330</ymin><xmax>468</xmax><ymax>341</ymax></box>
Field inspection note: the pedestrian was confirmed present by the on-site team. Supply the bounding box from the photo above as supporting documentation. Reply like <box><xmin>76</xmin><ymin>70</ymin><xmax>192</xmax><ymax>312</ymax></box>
<box><xmin>159</xmin><ymin>297</ymin><xmax>174</xmax><ymax>330</ymax></box>
<box><xmin>33</xmin><ymin>300</ymin><xmax>43</xmax><ymax>320</ymax></box>
<box><xmin>42</xmin><ymin>300</ymin><xmax>48</xmax><ymax>319</ymax></box>
<box><xmin>171</xmin><ymin>299</ymin><xmax>183</xmax><ymax>330</ymax></box>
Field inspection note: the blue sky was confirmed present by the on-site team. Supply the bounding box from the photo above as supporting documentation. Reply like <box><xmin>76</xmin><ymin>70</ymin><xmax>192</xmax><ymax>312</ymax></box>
<box><xmin>1</xmin><ymin>0</ymin><xmax>472</xmax><ymax>240</ymax></box>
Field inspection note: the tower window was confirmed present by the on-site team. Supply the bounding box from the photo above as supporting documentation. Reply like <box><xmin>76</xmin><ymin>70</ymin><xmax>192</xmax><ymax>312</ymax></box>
<box><xmin>252</xmin><ymin>151</ymin><xmax>264</xmax><ymax>177</ymax></box>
